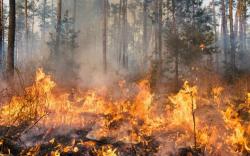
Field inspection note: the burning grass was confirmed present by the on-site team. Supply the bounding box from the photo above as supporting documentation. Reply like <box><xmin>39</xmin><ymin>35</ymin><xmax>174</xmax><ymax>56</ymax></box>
<box><xmin>0</xmin><ymin>69</ymin><xmax>249</xmax><ymax>155</ymax></box>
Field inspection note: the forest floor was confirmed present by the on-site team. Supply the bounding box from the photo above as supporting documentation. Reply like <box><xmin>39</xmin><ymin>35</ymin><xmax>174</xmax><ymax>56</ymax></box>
<box><xmin>0</xmin><ymin>69</ymin><xmax>249</xmax><ymax>156</ymax></box>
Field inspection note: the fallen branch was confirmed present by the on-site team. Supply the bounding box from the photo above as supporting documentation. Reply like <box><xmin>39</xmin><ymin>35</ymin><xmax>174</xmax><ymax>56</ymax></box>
<box><xmin>14</xmin><ymin>113</ymin><xmax>49</xmax><ymax>139</ymax></box>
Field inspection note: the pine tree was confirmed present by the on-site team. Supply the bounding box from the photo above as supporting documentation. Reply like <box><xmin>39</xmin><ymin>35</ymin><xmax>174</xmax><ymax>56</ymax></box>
<box><xmin>7</xmin><ymin>0</ymin><xmax>16</xmax><ymax>79</ymax></box>
<box><xmin>103</xmin><ymin>0</ymin><xmax>108</xmax><ymax>73</ymax></box>
<box><xmin>0</xmin><ymin>0</ymin><xmax>3</xmax><ymax>68</ymax></box>
<box><xmin>164</xmin><ymin>0</ymin><xmax>215</xmax><ymax>90</ymax></box>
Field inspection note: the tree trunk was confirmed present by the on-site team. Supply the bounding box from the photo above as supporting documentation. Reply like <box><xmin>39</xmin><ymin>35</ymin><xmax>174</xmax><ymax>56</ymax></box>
<box><xmin>143</xmin><ymin>0</ymin><xmax>148</xmax><ymax>64</ymax></box>
<box><xmin>25</xmin><ymin>0</ymin><xmax>28</xmax><ymax>54</ymax></box>
<box><xmin>229</xmin><ymin>0</ymin><xmax>236</xmax><ymax>78</ymax></box>
<box><xmin>221</xmin><ymin>0</ymin><xmax>228</xmax><ymax>69</ymax></box>
<box><xmin>234</xmin><ymin>0</ymin><xmax>240</xmax><ymax>40</ymax></box>
<box><xmin>31</xmin><ymin>5</ymin><xmax>35</xmax><ymax>53</ymax></box>
<box><xmin>238</xmin><ymin>0</ymin><xmax>243</xmax><ymax>58</ymax></box>
<box><xmin>242</xmin><ymin>0</ymin><xmax>247</xmax><ymax>52</ymax></box>
<box><xmin>118</xmin><ymin>0</ymin><xmax>122</xmax><ymax>65</ymax></box>
<box><xmin>172</xmin><ymin>0</ymin><xmax>179</xmax><ymax>91</ymax></box>
<box><xmin>122</xmin><ymin>0</ymin><xmax>128</xmax><ymax>69</ymax></box>
<box><xmin>55</xmin><ymin>0</ymin><xmax>62</xmax><ymax>56</ymax></box>
<box><xmin>0</xmin><ymin>0</ymin><xmax>3</xmax><ymax>68</ymax></box>
<box><xmin>7</xmin><ymin>0</ymin><xmax>16</xmax><ymax>79</ymax></box>
<box><xmin>73</xmin><ymin>0</ymin><xmax>77</xmax><ymax>30</ymax></box>
<box><xmin>241</xmin><ymin>0</ymin><xmax>247</xmax><ymax>54</ymax></box>
<box><xmin>153</xmin><ymin>0</ymin><xmax>163</xmax><ymax>86</ymax></box>
<box><xmin>212</xmin><ymin>0</ymin><xmax>219</xmax><ymax>71</ymax></box>
<box><xmin>158</xmin><ymin>0</ymin><xmax>163</xmax><ymax>75</ymax></box>
<box><xmin>41</xmin><ymin>0</ymin><xmax>47</xmax><ymax>43</ymax></box>
<box><xmin>103</xmin><ymin>0</ymin><xmax>108</xmax><ymax>73</ymax></box>
<box><xmin>154</xmin><ymin>0</ymin><xmax>159</xmax><ymax>59</ymax></box>
<box><xmin>1</xmin><ymin>0</ymin><xmax>3</xmax><ymax>66</ymax></box>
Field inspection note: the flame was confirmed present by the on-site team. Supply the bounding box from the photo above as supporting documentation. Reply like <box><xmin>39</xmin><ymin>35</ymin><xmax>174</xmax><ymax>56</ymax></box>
<box><xmin>95</xmin><ymin>145</ymin><xmax>117</xmax><ymax>156</ymax></box>
<box><xmin>212</xmin><ymin>87</ymin><xmax>224</xmax><ymax>107</ymax></box>
<box><xmin>132</xmin><ymin>79</ymin><xmax>153</xmax><ymax>120</ymax></box>
<box><xmin>0</xmin><ymin>68</ymin><xmax>55</xmax><ymax>125</ymax></box>
<box><xmin>169</xmin><ymin>81</ymin><xmax>198</xmax><ymax>128</ymax></box>
<box><xmin>1</xmin><ymin>68</ymin><xmax>250</xmax><ymax>155</ymax></box>
<box><xmin>223</xmin><ymin>107</ymin><xmax>250</xmax><ymax>152</ymax></box>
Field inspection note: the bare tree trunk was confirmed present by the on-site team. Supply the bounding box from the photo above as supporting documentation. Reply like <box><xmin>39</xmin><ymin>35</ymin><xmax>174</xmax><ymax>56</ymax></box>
<box><xmin>212</xmin><ymin>0</ymin><xmax>219</xmax><ymax>71</ymax></box>
<box><xmin>153</xmin><ymin>0</ymin><xmax>163</xmax><ymax>87</ymax></box>
<box><xmin>229</xmin><ymin>0</ymin><xmax>236</xmax><ymax>78</ymax></box>
<box><xmin>154</xmin><ymin>0</ymin><xmax>159</xmax><ymax>59</ymax></box>
<box><xmin>221</xmin><ymin>0</ymin><xmax>228</xmax><ymax>69</ymax></box>
<box><xmin>172</xmin><ymin>0</ymin><xmax>178</xmax><ymax>91</ymax></box>
<box><xmin>143</xmin><ymin>0</ymin><xmax>148</xmax><ymax>65</ymax></box>
<box><xmin>1</xmin><ymin>0</ymin><xmax>3</xmax><ymax>65</ymax></box>
<box><xmin>234</xmin><ymin>0</ymin><xmax>240</xmax><ymax>40</ymax></box>
<box><xmin>7</xmin><ymin>0</ymin><xmax>16</xmax><ymax>79</ymax></box>
<box><xmin>122</xmin><ymin>0</ymin><xmax>128</xmax><ymax>69</ymax></box>
<box><xmin>73</xmin><ymin>0</ymin><xmax>77</xmax><ymax>30</ymax></box>
<box><xmin>238</xmin><ymin>0</ymin><xmax>243</xmax><ymax>57</ymax></box>
<box><xmin>0</xmin><ymin>0</ymin><xmax>3</xmax><ymax>68</ymax></box>
<box><xmin>118</xmin><ymin>0</ymin><xmax>122</xmax><ymax>65</ymax></box>
<box><xmin>243</xmin><ymin>0</ymin><xmax>247</xmax><ymax>52</ymax></box>
<box><xmin>158</xmin><ymin>0</ymin><xmax>163</xmax><ymax>75</ymax></box>
<box><xmin>41</xmin><ymin>0</ymin><xmax>47</xmax><ymax>43</ymax></box>
<box><xmin>55</xmin><ymin>0</ymin><xmax>62</xmax><ymax>56</ymax></box>
<box><xmin>31</xmin><ymin>6</ymin><xmax>35</xmax><ymax>54</ymax></box>
<box><xmin>25</xmin><ymin>0</ymin><xmax>28</xmax><ymax>55</ymax></box>
<box><xmin>51</xmin><ymin>0</ymin><xmax>54</xmax><ymax>26</ymax></box>
<box><xmin>102</xmin><ymin>0</ymin><xmax>108</xmax><ymax>73</ymax></box>
<box><xmin>241</xmin><ymin>0</ymin><xmax>247</xmax><ymax>53</ymax></box>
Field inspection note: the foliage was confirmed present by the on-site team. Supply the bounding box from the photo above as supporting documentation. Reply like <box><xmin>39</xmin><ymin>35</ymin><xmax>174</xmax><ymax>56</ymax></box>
<box><xmin>47</xmin><ymin>10</ymin><xmax>79</xmax><ymax>82</ymax></box>
<box><xmin>164</xmin><ymin>0</ymin><xmax>216</xmax><ymax>75</ymax></box>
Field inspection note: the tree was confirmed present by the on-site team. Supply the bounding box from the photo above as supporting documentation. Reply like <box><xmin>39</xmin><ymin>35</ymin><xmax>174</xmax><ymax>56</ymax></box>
<box><xmin>114</xmin><ymin>0</ymin><xmax>128</xmax><ymax>69</ymax></box>
<box><xmin>55</xmin><ymin>0</ymin><xmax>62</xmax><ymax>56</ymax></box>
<box><xmin>47</xmin><ymin>10</ymin><xmax>79</xmax><ymax>84</ymax></box>
<box><xmin>221</xmin><ymin>0</ymin><xmax>228</xmax><ymax>70</ymax></box>
<box><xmin>238</xmin><ymin>0</ymin><xmax>248</xmax><ymax>69</ymax></box>
<box><xmin>143</xmin><ymin>0</ymin><xmax>148</xmax><ymax>63</ymax></box>
<box><xmin>42</xmin><ymin>0</ymin><xmax>47</xmax><ymax>42</ymax></box>
<box><xmin>172</xmin><ymin>0</ymin><xmax>179</xmax><ymax>91</ymax></box>
<box><xmin>156</xmin><ymin>0</ymin><xmax>163</xmax><ymax>80</ymax></box>
<box><xmin>121</xmin><ymin>0</ymin><xmax>128</xmax><ymax>69</ymax></box>
<box><xmin>229</xmin><ymin>0</ymin><xmax>236</xmax><ymax>79</ymax></box>
<box><xmin>25</xmin><ymin>0</ymin><xmax>28</xmax><ymax>53</ymax></box>
<box><xmin>150</xmin><ymin>0</ymin><xmax>163</xmax><ymax>88</ymax></box>
<box><xmin>0</xmin><ymin>0</ymin><xmax>3</xmax><ymax>68</ymax></box>
<box><xmin>7</xmin><ymin>0</ymin><xmax>16</xmax><ymax>78</ymax></box>
<box><xmin>73</xmin><ymin>0</ymin><xmax>77</xmax><ymax>30</ymax></box>
<box><xmin>37</xmin><ymin>0</ymin><xmax>53</xmax><ymax>43</ymax></box>
<box><xmin>13</xmin><ymin>0</ymin><xmax>37</xmax><ymax>63</ymax></box>
<box><xmin>103</xmin><ymin>0</ymin><xmax>108</xmax><ymax>73</ymax></box>
<box><xmin>164</xmin><ymin>0</ymin><xmax>214</xmax><ymax>91</ymax></box>
<box><xmin>212</xmin><ymin>0</ymin><xmax>219</xmax><ymax>71</ymax></box>
<box><xmin>242</xmin><ymin>0</ymin><xmax>247</xmax><ymax>54</ymax></box>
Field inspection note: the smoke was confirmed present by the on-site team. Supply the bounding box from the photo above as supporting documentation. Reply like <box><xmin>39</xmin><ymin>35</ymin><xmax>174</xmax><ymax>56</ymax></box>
<box><xmin>9</xmin><ymin>0</ymin><xmax>153</xmax><ymax>90</ymax></box>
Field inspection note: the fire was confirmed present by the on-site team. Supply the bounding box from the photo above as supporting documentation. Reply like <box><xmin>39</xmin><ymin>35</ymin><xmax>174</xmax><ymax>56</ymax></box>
<box><xmin>223</xmin><ymin>106</ymin><xmax>250</xmax><ymax>152</ymax></box>
<box><xmin>95</xmin><ymin>145</ymin><xmax>117</xmax><ymax>156</ymax></box>
<box><xmin>0</xmin><ymin>68</ymin><xmax>55</xmax><ymax>126</ymax></box>
<box><xmin>0</xmin><ymin>68</ymin><xmax>250</xmax><ymax>155</ymax></box>
<box><xmin>132</xmin><ymin>79</ymin><xmax>153</xmax><ymax>121</ymax></box>
<box><xmin>212</xmin><ymin>86</ymin><xmax>224</xmax><ymax>107</ymax></box>
<box><xmin>169</xmin><ymin>81</ymin><xmax>198</xmax><ymax>128</ymax></box>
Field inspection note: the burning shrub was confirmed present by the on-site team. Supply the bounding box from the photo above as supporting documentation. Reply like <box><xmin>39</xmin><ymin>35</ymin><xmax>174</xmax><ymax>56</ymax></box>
<box><xmin>0</xmin><ymin>69</ymin><xmax>249</xmax><ymax>155</ymax></box>
<box><xmin>0</xmin><ymin>68</ymin><xmax>55</xmax><ymax>126</ymax></box>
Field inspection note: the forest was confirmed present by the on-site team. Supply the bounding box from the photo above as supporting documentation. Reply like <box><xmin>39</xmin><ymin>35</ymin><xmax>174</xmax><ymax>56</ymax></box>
<box><xmin>0</xmin><ymin>0</ymin><xmax>250</xmax><ymax>155</ymax></box>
